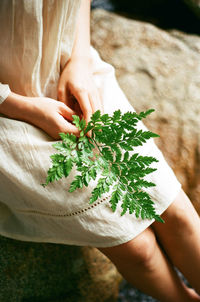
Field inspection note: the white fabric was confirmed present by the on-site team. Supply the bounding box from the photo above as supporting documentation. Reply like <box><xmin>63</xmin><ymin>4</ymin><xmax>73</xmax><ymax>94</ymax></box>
<box><xmin>0</xmin><ymin>0</ymin><xmax>181</xmax><ymax>247</ymax></box>
<box><xmin>0</xmin><ymin>83</ymin><xmax>11</xmax><ymax>104</ymax></box>
<box><xmin>0</xmin><ymin>0</ymin><xmax>81</xmax><ymax>99</ymax></box>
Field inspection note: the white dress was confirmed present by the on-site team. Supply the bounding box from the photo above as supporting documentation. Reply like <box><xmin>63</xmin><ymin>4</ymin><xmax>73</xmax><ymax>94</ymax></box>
<box><xmin>0</xmin><ymin>0</ymin><xmax>181</xmax><ymax>247</ymax></box>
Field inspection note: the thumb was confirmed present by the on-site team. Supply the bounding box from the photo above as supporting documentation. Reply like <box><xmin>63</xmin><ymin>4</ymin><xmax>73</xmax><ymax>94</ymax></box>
<box><xmin>57</xmin><ymin>115</ymin><xmax>80</xmax><ymax>137</ymax></box>
<box><xmin>59</xmin><ymin>103</ymin><xmax>77</xmax><ymax>121</ymax></box>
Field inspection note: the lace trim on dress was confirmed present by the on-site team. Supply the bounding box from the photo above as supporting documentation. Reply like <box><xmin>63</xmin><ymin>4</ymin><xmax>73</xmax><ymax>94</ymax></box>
<box><xmin>14</xmin><ymin>194</ymin><xmax>111</xmax><ymax>217</ymax></box>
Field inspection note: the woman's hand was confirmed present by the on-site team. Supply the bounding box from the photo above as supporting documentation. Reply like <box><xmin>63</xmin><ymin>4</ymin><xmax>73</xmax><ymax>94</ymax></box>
<box><xmin>57</xmin><ymin>0</ymin><xmax>103</xmax><ymax>134</ymax></box>
<box><xmin>0</xmin><ymin>92</ymin><xmax>80</xmax><ymax>139</ymax></box>
<box><xmin>28</xmin><ymin>97</ymin><xmax>80</xmax><ymax>139</ymax></box>
<box><xmin>57</xmin><ymin>57</ymin><xmax>103</xmax><ymax>125</ymax></box>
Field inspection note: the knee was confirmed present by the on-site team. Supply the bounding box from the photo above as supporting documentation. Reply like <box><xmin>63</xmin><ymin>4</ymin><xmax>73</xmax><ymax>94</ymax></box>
<box><xmin>128</xmin><ymin>229</ymin><xmax>157</xmax><ymax>269</ymax></box>
<box><xmin>99</xmin><ymin>228</ymin><xmax>157</xmax><ymax>271</ymax></box>
<box><xmin>162</xmin><ymin>190</ymin><xmax>197</xmax><ymax>236</ymax></box>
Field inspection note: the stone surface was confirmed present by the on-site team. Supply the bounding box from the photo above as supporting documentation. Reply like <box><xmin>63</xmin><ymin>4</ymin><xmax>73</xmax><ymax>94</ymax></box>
<box><xmin>0</xmin><ymin>235</ymin><xmax>121</xmax><ymax>302</ymax></box>
<box><xmin>91</xmin><ymin>9</ymin><xmax>200</xmax><ymax>214</ymax></box>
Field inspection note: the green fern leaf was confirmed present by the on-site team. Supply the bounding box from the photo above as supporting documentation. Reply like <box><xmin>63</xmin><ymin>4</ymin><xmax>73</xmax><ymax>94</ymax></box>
<box><xmin>43</xmin><ymin>108</ymin><xmax>163</xmax><ymax>223</ymax></box>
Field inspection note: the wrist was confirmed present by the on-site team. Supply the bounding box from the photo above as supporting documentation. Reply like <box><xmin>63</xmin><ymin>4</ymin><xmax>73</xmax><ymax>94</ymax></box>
<box><xmin>0</xmin><ymin>91</ymin><xmax>34</xmax><ymax>122</ymax></box>
<box><xmin>68</xmin><ymin>54</ymin><xmax>92</xmax><ymax>67</ymax></box>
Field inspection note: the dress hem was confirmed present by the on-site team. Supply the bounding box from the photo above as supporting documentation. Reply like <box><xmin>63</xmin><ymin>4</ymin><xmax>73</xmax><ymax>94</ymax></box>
<box><xmin>0</xmin><ymin>185</ymin><xmax>182</xmax><ymax>248</ymax></box>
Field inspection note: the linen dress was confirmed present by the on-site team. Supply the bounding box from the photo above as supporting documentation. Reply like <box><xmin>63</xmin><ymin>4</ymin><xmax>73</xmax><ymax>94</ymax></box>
<box><xmin>0</xmin><ymin>0</ymin><xmax>181</xmax><ymax>248</ymax></box>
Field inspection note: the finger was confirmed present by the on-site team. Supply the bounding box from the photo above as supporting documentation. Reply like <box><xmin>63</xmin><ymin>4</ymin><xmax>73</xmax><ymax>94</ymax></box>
<box><xmin>100</xmin><ymin>95</ymin><xmax>104</xmax><ymax>114</ymax></box>
<box><xmin>57</xmin><ymin>80</ymin><xmax>79</xmax><ymax>110</ymax></box>
<box><xmin>57</xmin><ymin>79</ymin><xmax>76</xmax><ymax>110</ymax></box>
<box><xmin>97</xmin><ymin>91</ymin><xmax>104</xmax><ymax>114</ymax></box>
<box><xmin>57</xmin><ymin>115</ymin><xmax>80</xmax><ymax>136</ymax></box>
<box><xmin>59</xmin><ymin>103</ymin><xmax>77</xmax><ymax>121</ymax></box>
<box><xmin>57</xmin><ymin>79</ymin><xmax>68</xmax><ymax>104</ymax></box>
<box><xmin>74</xmin><ymin>101</ymin><xmax>83</xmax><ymax>117</ymax></box>
<box><xmin>73</xmin><ymin>90</ymin><xmax>92</xmax><ymax>125</ymax></box>
<box><xmin>89</xmin><ymin>89</ymin><xmax>104</xmax><ymax>115</ymax></box>
<box><xmin>66</xmin><ymin>93</ymin><xmax>77</xmax><ymax>110</ymax></box>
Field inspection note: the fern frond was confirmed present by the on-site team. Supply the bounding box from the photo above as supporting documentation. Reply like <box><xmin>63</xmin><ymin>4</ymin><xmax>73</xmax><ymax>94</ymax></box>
<box><xmin>43</xmin><ymin>108</ymin><xmax>163</xmax><ymax>223</ymax></box>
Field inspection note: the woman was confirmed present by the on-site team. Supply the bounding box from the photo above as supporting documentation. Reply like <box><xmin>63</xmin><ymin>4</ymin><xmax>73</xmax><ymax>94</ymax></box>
<box><xmin>0</xmin><ymin>1</ymin><xmax>200</xmax><ymax>301</ymax></box>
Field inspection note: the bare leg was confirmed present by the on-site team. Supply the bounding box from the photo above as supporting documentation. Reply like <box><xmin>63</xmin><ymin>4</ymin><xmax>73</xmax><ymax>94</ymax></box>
<box><xmin>98</xmin><ymin>227</ymin><xmax>199</xmax><ymax>302</ymax></box>
<box><xmin>152</xmin><ymin>189</ymin><xmax>200</xmax><ymax>294</ymax></box>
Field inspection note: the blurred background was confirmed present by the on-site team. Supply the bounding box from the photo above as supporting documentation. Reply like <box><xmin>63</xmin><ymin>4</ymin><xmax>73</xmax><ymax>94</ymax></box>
<box><xmin>92</xmin><ymin>0</ymin><xmax>200</xmax><ymax>34</ymax></box>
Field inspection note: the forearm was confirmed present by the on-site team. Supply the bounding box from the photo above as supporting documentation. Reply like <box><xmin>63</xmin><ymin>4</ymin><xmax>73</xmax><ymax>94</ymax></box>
<box><xmin>0</xmin><ymin>91</ymin><xmax>79</xmax><ymax>139</ymax></box>
<box><xmin>70</xmin><ymin>0</ymin><xmax>91</xmax><ymax>61</ymax></box>
<box><xmin>0</xmin><ymin>91</ymin><xmax>33</xmax><ymax>121</ymax></box>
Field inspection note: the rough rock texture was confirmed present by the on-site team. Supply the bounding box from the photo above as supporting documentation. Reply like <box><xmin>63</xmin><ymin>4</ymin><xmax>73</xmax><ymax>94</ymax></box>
<box><xmin>91</xmin><ymin>9</ymin><xmax>200</xmax><ymax>214</ymax></box>
<box><xmin>0</xmin><ymin>235</ymin><xmax>121</xmax><ymax>302</ymax></box>
<box><xmin>184</xmin><ymin>0</ymin><xmax>200</xmax><ymax>17</ymax></box>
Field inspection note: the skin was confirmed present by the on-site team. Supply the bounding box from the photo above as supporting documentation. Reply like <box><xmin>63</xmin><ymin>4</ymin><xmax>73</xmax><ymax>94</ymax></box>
<box><xmin>0</xmin><ymin>1</ymin><xmax>199</xmax><ymax>301</ymax></box>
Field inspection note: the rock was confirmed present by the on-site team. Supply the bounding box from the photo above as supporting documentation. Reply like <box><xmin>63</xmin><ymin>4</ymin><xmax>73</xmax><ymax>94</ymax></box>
<box><xmin>92</xmin><ymin>0</ymin><xmax>200</xmax><ymax>35</ymax></box>
<box><xmin>0</xmin><ymin>235</ymin><xmax>121</xmax><ymax>302</ymax></box>
<box><xmin>184</xmin><ymin>0</ymin><xmax>200</xmax><ymax>17</ymax></box>
<box><xmin>91</xmin><ymin>9</ymin><xmax>200</xmax><ymax>214</ymax></box>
